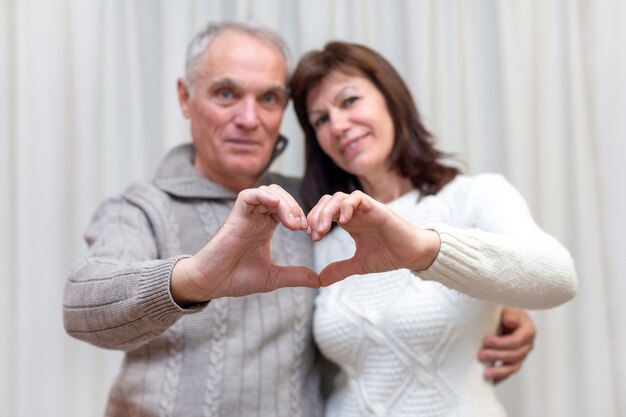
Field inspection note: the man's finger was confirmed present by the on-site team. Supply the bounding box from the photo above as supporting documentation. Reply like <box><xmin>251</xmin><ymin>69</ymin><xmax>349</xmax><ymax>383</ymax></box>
<box><xmin>500</xmin><ymin>307</ymin><xmax>522</xmax><ymax>327</ymax></box>
<box><xmin>482</xmin><ymin>324</ymin><xmax>535</xmax><ymax>349</ymax></box>
<box><xmin>478</xmin><ymin>345</ymin><xmax>532</xmax><ymax>363</ymax></box>
<box><xmin>239</xmin><ymin>187</ymin><xmax>306</xmax><ymax>230</ymax></box>
<box><xmin>483</xmin><ymin>362</ymin><xmax>521</xmax><ymax>385</ymax></box>
<box><xmin>482</xmin><ymin>333</ymin><xmax>534</xmax><ymax>350</ymax></box>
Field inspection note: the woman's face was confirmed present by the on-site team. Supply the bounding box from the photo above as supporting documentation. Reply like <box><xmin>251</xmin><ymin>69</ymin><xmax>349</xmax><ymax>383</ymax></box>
<box><xmin>306</xmin><ymin>70</ymin><xmax>395</xmax><ymax>183</ymax></box>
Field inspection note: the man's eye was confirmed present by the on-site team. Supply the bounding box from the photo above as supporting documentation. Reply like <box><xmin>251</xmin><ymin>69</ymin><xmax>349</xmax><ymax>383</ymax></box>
<box><xmin>216</xmin><ymin>89</ymin><xmax>234</xmax><ymax>99</ymax></box>
<box><xmin>261</xmin><ymin>93</ymin><xmax>286</xmax><ymax>107</ymax></box>
<box><xmin>261</xmin><ymin>94</ymin><xmax>276</xmax><ymax>104</ymax></box>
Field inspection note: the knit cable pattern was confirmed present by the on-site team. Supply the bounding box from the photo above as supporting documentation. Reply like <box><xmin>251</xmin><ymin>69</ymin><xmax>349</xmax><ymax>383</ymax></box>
<box><xmin>202</xmin><ymin>298</ymin><xmax>229</xmax><ymax>416</ymax></box>
<box><xmin>135</xmin><ymin>187</ymin><xmax>187</xmax><ymax>417</ymax></box>
<box><xmin>159</xmin><ymin>321</ymin><xmax>184</xmax><ymax>416</ymax></box>
<box><xmin>197</xmin><ymin>201</ymin><xmax>232</xmax><ymax>417</ymax></box>
<box><xmin>274</xmin><ymin>227</ymin><xmax>310</xmax><ymax>417</ymax></box>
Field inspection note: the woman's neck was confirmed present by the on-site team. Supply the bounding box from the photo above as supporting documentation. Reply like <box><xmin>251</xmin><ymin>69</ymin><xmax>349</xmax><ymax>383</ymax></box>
<box><xmin>359</xmin><ymin>171</ymin><xmax>413</xmax><ymax>203</ymax></box>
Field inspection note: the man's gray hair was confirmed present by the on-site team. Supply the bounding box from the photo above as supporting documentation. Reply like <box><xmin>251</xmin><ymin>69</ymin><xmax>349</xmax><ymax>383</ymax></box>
<box><xmin>184</xmin><ymin>21</ymin><xmax>292</xmax><ymax>93</ymax></box>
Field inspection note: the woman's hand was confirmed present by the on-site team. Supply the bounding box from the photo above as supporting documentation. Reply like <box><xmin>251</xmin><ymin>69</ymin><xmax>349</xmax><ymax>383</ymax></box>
<box><xmin>306</xmin><ymin>190</ymin><xmax>441</xmax><ymax>286</ymax></box>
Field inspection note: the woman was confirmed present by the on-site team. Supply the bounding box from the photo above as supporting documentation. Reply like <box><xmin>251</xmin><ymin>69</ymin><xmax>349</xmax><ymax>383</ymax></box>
<box><xmin>290</xmin><ymin>42</ymin><xmax>578</xmax><ymax>416</ymax></box>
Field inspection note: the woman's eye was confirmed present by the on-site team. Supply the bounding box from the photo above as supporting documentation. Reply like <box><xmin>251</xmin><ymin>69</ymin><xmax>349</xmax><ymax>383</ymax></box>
<box><xmin>343</xmin><ymin>96</ymin><xmax>358</xmax><ymax>107</ymax></box>
<box><xmin>313</xmin><ymin>115</ymin><xmax>329</xmax><ymax>127</ymax></box>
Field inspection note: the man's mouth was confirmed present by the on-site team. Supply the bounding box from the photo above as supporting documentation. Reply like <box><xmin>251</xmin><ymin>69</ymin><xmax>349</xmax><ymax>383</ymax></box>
<box><xmin>225</xmin><ymin>138</ymin><xmax>262</xmax><ymax>147</ymax></box>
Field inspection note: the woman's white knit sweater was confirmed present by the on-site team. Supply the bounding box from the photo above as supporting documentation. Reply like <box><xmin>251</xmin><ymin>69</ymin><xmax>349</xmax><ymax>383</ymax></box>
<box><xmin>313</xmin><ymin>173</ymin><xmax>577</xmax><ymax>417</ymax></box>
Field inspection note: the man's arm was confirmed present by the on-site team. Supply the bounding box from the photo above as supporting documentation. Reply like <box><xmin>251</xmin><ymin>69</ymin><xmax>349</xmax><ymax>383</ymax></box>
<box><xmin>64</xmin><ymin>184</ymin><xmax>319</xmax><ymax>351</ymax></box>
<box><xmin>63</xmin><ymin>195</ymin><xmax>190</xmax><ymax>351</ymax></box>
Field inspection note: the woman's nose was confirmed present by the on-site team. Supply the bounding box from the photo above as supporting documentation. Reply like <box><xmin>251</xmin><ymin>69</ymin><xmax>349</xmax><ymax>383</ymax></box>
<box><xmin>328</xmin><ymin>110</ymin><xmax>350</xmax><ymax>137</ymax></box>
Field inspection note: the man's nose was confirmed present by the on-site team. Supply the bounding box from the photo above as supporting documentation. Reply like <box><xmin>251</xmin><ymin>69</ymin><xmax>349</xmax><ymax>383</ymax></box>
<box><xmin>234</xmin><ymin>98</ymin><xmax>260</xmax><ymax>130</ymax></box>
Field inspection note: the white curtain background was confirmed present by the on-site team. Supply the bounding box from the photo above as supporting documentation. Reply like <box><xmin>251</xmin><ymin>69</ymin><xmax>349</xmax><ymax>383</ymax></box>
<box><xmin>1</xmin><ymin>1</ymin><xmax>624</xmax><ymax>416</ymax></box>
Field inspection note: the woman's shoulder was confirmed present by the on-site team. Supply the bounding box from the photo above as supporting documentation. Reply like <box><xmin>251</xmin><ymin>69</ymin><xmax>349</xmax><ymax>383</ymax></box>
<box><xmin>447</xmin><ymin>172</ymin><xmax>509</xmax><ymax>187</ymax></box>
<box><xmin>431</xmin><ymin>173</ymin><xmax>520</xmax><ymax>224</ymax></box>
<box><xmin>438</xmin><ymin>172</ymin><xmax>512</xmax><ymax>199</ymax></box>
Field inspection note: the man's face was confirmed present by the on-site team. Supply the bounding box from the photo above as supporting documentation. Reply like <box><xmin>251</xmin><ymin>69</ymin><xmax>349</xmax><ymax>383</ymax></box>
<box><xmin>178</xmin><ymin>30</ymin><xmax>289</xmax><ymax>191</ymax></box>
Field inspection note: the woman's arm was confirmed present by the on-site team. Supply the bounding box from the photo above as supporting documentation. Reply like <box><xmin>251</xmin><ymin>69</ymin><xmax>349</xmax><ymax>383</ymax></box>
<box><xmin>417</xmin><ymin>174</ymin><xmax>577</xmax><ymax>309</ymax></box>
<box><xmin>306</xmin><ymin>174</ymin><xmax>577</xmax><ymax>309</ymax></box>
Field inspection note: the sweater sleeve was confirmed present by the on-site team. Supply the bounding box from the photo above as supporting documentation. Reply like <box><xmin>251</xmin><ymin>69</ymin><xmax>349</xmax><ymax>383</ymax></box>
<box><xmin>63</xmin><ymin>196</ymin><xmax>206</xmax><ymax>351</ymax></box>
<box><xmin>416</xmin><ymin>174</ymin><xmax>578</xmax><ymax>309</ymax></box>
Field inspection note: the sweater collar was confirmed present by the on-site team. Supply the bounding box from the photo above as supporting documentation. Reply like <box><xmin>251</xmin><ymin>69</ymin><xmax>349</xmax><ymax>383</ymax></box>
<box><xmin>154</xmin><ymin>137</ymin><xmax>289</xmax><ymax>199</ymax></box>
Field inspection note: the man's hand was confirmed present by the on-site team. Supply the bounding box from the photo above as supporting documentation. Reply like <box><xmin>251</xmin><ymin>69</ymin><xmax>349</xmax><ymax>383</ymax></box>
<box><xmin>306</xmin><ymin>190</ymin><xmax>441</xmax><ymax>286</ymax></box>
<box><xmin>171</xmin><ymin>185</ymin><xmax>320</xmax><ymax>306</ymax></box>
<box><xmin>479</xmin><ymin>307</ymin><xmax>536</xmax><ymax>384</ymax></box>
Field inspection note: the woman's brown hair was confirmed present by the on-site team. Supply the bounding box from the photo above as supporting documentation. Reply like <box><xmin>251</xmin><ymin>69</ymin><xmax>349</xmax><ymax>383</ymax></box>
<box><xmin>290</xmin><ymin>41</ymin><xmax>460</xmax><ymax>211</ymax></box>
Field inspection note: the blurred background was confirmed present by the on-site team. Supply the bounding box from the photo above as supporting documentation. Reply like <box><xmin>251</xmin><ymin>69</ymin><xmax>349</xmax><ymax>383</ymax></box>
<box><xmin>1</xmin><ymin>1</ymin><xmax>624</xmax><ymax>416</ymax></box>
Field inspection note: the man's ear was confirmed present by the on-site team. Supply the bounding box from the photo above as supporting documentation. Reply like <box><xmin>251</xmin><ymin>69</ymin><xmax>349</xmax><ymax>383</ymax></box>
<box><xmin>177</xmin><ymin>79</ymin><xmax>191</xmax><ymax>118</ymax></box>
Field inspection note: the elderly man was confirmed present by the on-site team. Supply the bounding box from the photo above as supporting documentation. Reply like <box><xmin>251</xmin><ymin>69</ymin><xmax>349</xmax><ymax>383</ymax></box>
<box><xmin>64</xmin><ymin>21</ymin><xmax>535</xmax><ymax>417</ymax></box>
